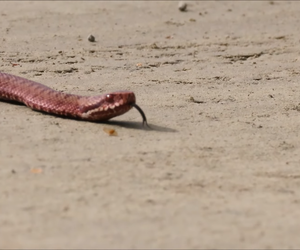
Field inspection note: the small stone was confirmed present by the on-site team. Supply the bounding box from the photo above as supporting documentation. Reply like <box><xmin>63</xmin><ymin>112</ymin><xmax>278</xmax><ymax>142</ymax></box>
<box><xmin>88</xmin><ymin>34</ymin><xmax>95</xmax><ymax>42</ymax></box>
<box><xmin>178</xmin><ymin>1</ymin><xmax>187</xmax><ymax>12</ymax></box>
<box><xmin>150</xmin><ymin>43</ymin><xmax>159</xmax><ymax>49</ymax></box>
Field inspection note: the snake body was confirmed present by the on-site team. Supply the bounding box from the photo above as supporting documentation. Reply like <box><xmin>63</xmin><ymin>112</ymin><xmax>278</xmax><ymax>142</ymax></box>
<box><xmin>0</xmin><ymin>71</ymin><xmax>147</xmax><ymax>124</ymax></box>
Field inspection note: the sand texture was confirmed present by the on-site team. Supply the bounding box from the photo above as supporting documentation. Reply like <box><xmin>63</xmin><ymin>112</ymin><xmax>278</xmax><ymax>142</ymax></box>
<box><xmin>1</xmin><ymin>1</ymin><xmax>300</xmax><ymax>249</ymax></box>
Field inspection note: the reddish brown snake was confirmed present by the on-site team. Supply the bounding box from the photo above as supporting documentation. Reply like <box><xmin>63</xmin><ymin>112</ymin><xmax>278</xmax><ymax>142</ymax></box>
<box><xmin>0</xmin><ymin>72</ymin><xmax>148</xmax><ymax>126</ymax></box>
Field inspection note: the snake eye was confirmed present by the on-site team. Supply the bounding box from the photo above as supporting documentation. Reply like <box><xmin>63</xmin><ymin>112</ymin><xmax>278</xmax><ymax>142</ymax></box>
<box><xmin>106</xmin><ymin>94</ymin><xmax>114</xmax><ymax>103</ymax></box>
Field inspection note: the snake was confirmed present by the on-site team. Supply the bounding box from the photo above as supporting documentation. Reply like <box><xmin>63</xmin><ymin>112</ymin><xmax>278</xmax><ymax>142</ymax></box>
<box><xmin>0</xmin><ymin>71</ymin><xmax>148</xmax><ymax>126</ymax></box>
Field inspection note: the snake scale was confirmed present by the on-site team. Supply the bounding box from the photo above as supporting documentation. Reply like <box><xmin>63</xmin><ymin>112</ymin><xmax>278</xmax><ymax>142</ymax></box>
<box><xmin>0</xmin><ymin>72</ymin><xmax>148</xmax><ymax>125</ymax></box>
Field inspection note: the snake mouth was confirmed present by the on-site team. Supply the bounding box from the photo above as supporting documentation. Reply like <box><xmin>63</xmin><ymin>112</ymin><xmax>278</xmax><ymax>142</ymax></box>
<box><xmin>130</xmin><ymin>103</ymin><xmax>149</xmax><ymax>128</ymax></box>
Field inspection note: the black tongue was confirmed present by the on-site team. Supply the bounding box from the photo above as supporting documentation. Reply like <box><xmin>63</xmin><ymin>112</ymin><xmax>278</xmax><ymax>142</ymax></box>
<box><xmin>131</xmin><ymin>103</ymin><xmax>150</xmax><ymax>128</ymax></box>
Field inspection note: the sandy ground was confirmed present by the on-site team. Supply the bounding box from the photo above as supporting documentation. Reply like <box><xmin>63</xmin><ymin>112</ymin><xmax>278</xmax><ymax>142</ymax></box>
<box><xmin>1</xmin><ymin>1</ymin><xmax>300</xmax><ymax>249</ymax></box>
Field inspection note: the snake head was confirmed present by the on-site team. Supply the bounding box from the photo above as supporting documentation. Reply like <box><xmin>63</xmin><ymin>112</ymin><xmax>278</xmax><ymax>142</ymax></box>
<box><xmin>79</xmin><ymin>91</ymin><xmax>136</xmax><ymax>121</ymax></box>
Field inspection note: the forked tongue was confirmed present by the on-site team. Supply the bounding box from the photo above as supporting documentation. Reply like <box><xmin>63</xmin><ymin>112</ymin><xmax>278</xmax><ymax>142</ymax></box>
<box><xmin>131</xmin><ymin>103</ymin><xmax>150</xmax><ymax>128</ymax></box>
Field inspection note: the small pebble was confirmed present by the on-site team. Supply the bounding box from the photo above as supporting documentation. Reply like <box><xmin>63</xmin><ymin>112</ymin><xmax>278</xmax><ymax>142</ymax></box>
<box><xmin>88</xmin><ymin>34</ymin><xmax>95</xmax><ymax>42</ymax></box>
<box><xmin>178</xmin><ymin>1</ymin><xmax>187</xmax><ymax>12</ymax></box>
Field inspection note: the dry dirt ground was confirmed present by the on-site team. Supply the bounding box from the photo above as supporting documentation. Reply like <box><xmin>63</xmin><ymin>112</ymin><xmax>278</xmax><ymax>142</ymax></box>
<box><xmin>1</xmin><ymin>1</ymin><xmax>300</xmax><ymax>249</ymax></box>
